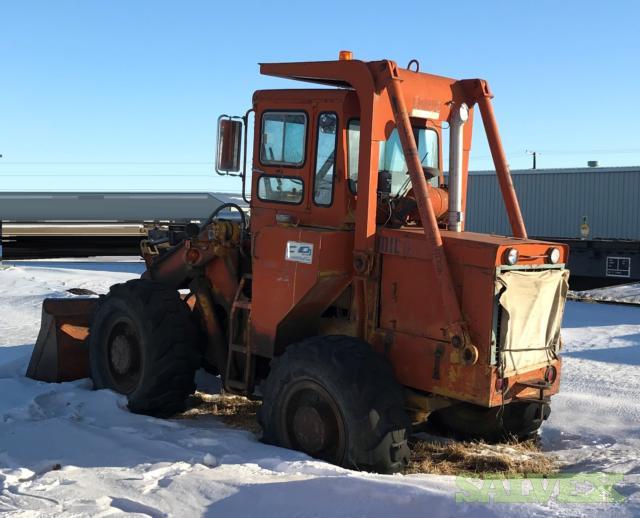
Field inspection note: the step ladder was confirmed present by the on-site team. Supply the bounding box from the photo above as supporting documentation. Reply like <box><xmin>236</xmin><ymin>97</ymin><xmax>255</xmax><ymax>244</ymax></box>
<box><xmin>225</xmin><ymin>274</ymin><xmax>254</xmax><ymax>393</ymax></box>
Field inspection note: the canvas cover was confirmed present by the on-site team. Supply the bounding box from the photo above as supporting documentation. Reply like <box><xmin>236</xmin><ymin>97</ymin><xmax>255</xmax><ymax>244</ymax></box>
<box><xmin>496</xmin><ymin>269</ymin><xmax>569</xmax><ymax>375</ymax></box>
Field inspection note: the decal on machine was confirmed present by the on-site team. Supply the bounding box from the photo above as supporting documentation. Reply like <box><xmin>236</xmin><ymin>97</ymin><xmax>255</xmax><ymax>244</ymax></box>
<box><xmin>285</xmin><ymin>241</ymin><xmax>314</xmax><ymax>264</ymax></box>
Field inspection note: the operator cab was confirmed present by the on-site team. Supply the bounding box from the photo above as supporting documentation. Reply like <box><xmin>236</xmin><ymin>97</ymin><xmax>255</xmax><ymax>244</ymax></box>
<box><xmin>250</xmin><ymin>89</ymin><xmax>355</xmax><ymax>230</ymax></box>
<box><xmin>217</xmin><ymin>88</ymin><xmax>450</xmax><ymax>233</ymax></box>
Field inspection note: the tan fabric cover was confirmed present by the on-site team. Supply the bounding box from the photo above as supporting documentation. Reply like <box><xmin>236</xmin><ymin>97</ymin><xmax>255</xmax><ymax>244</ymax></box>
<box><xmin>496</xmin><ymin>269</ymin><xmax>569</xmax><ymax>375</ymax></box>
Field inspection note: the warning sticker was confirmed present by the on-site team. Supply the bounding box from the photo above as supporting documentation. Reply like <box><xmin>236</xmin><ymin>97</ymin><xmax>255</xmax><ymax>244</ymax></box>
<box><xmin>606</xmin><ymin>256</ymin><xmax>631</xmax><ymax>278</ymax></box>
<box><xmin>286</xmin><ymin>241</ymin><xmax>314</xmax><ymax>264</ymax></box>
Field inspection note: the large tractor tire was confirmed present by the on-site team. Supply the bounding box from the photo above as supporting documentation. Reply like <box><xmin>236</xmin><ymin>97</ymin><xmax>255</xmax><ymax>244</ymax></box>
<box><xmin>258</xmin><ymin>335</ymin><xmax>410</xmax><ymax>474</ymax></box>
<box><xmin>89</xmin><ymin>279</ymin><xmax>200</xmax><ymax>417</ymax></box>
<box><xmin>431</xmin><ymin>401</ymin><xmax>550</xmax><ymax>442</ymax></box>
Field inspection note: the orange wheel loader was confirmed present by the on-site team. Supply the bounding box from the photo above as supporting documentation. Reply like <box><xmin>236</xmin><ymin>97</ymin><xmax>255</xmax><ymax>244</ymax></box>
<box><xmin>27</xmin><ymin>53</ymin><xmax>569</xmax><ymax>474</ymax></box>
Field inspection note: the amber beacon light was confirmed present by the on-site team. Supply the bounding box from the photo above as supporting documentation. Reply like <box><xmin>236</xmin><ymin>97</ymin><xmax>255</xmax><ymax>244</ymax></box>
<box><xmin>339</xmin><ymin>50</ymin><xmax>353</xmax><ymax>61</ymax></box>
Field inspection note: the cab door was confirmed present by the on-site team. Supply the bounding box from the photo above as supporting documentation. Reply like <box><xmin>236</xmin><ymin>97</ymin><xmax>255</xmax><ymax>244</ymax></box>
<box><xmin>249</xmin><ymin>96</ymin><xmax>352</xmax><ymax>356</ymax></box>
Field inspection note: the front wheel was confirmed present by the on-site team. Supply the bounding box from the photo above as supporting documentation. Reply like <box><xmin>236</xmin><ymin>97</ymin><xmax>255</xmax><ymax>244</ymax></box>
<box><xmin>258</xmin><ymin>336</ymin><xmax>410</xmax><ymax>474</ymax></box>
<box><xmin>89</xmin><ymin>279</ymin><xmax>201</xmax><ymax>417</ymax></box>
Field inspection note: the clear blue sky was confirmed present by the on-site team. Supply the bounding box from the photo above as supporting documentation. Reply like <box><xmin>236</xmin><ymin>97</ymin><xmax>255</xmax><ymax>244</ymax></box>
<box><xmin>2</xmin><ymin>0</ymin><xmax>639</xmax><ymax>192</ymax></box>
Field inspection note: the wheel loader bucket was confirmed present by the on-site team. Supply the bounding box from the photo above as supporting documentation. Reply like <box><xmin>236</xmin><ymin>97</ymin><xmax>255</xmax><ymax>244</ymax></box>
<box><xmin>26</xmin><ymin>298</ymin><xmax>98</xmax><ymax>382</ymax></box>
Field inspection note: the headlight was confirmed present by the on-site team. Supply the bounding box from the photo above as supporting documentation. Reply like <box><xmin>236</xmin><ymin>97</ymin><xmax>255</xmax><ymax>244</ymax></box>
<box><xmin>548</xmin><ymin>247</ymin><xmax>561</xmax><ymax>264</ymax></box>
<box><xmin>504</xmin><ymin>248</ymin><xmax>519</xmax><ymax>265</ymax></box>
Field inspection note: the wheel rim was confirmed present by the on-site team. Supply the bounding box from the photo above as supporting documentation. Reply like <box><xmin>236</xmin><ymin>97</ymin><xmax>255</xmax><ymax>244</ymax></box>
<box><xmin>280</xmin><ymin>380</ymin><xmax>346</xmax><ymax>463</ymax></box>
<box><xmin>106</xmin><ymin>318</ymin><xmax>142</xmax><ymax>394</ymax></box>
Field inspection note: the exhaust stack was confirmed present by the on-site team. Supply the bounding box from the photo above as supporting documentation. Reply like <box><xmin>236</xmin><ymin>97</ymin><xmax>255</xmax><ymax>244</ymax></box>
<box><xmin>448</xmin><ymin>103</ymin><xmax>468</xmax><ymax>232</ymax></box>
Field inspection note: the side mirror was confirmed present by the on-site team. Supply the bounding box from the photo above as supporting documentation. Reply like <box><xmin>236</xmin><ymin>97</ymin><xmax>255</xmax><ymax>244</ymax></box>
<box><xmin>216</xmin><ymin>115</ymin><xmax>244</xmax><ymax>175</ymax></box>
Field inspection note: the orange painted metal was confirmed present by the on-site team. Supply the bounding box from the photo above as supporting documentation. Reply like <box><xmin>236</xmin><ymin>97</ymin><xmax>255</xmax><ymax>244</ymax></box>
<box><xmin>250</xmin><ymin>226</ymin><xmax>353</xmax><ymax>354</ymax></box>
<box><xmin>385</xmin><ymin>65</ymin><xmax>470</xmax><ymax>348</ymax></box>
<box><xmin>460</xmin><ymin>79</ymin><xmax>528</xmax><ymax>239</ymax></box>
<box><xmin>28</xmin><ymin>56</ymin><xmax>568</xmax><ymax>413</ymax></box>
<box><xmin>249</xmin><ymin>57</ymin><xmax>566</xmax><ymax>407</ymax></box>
<box><xmin>27</xmin><ymin>298</ymin><xmax>98</xmax><ymax>382</ymax></box>
<box><xmin>379</xmin><ymin>186</ymin><xmax>449</xmax><ymax>226</ymax></box>
<box><xmin>59</xmin><ymin>323</ymin><xmax>90</xmax><ymax>341</ymax></box>
<box><xmin>374</xmin><ymin>227</ymin><xmax>566</xmax><ymax>403</ymax></box>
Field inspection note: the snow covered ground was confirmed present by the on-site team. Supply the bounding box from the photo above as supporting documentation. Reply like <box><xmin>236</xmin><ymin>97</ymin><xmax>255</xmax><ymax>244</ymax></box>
<box><xmin>1</xmin><ymin>259</ymin><xmax>639</xmax><ymax>516</ymax></box>
<box><xmin>572</xmin><ymin>282</ymin><xmax>640</xmax><ymax>305</ymax></box>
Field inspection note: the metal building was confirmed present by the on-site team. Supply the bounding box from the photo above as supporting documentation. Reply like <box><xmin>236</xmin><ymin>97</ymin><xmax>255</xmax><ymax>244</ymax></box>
<box><xmin>465</xmin><ymin>166</ymin><xmax>640</xmax><ymax>284</ymax></box>
<box><xmin>466</xmin><ymin>166</ymin><xmax>640</xmax><ymax>240</ymax></box>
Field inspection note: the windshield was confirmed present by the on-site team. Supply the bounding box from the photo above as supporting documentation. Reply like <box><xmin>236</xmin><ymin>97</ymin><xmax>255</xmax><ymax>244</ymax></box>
<box><xmin>347</xmin><ymin>121</ymin><xmax>439</xmax><ymax>194</ymax></box>
<box><xmin>379</xmin><ymin>127</ymin><xmax>439</xmax><ymax>195</ymax></box>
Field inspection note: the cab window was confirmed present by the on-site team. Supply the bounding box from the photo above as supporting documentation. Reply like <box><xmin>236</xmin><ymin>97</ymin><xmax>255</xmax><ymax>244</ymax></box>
<box><xmin>347</xmin><ymin>121</ymin><xmax>439</xmax><ymax>194</ymax></box>
<box><xmin>379</xmin><ymin>127</ymin><xmax>439</xmax><ymax>195</ymax></box>
<box><xmin>313</xmin><ymin>113</ymin><xmax>338</xmax><ymax>206</ymax></box>
<box><xmin>347</xmin><ymin>120</ymin><xmax>360</xmax><ymax>193</ymax></box>
<box><xmin>260</xmin><ymin>112</ymin><xmax>307</xmax><ymax>166</ymax></box>
<box><xmin>257</xmin><ymin>175</ymin><xmax>304</xmax><ymax>204</ymax></box>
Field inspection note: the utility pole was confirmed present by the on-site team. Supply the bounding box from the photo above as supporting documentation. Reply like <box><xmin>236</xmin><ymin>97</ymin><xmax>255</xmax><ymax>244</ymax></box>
<box><xmin>526</xmin><ymin>150</ymin><xmax>538</xmax><ymax>170</ymax></box>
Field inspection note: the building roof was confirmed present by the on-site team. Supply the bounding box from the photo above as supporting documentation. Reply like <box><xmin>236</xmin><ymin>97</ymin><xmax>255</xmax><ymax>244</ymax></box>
<box><xmin>470</xmin><ymin>165</ymin><xmax>640</xmax><ymax>176</ymax></box>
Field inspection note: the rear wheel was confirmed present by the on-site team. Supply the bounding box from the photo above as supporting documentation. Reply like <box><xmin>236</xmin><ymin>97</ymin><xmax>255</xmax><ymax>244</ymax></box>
<box><xmin>258</xmin><ymin>335</ymin><xmax>410</xmax><ymax>474</ymax></box>
<box><xmin>89</xmin><ymin>279</ymin><xmax>200</xmax><ymax>417</ymax></box>
<box><xmin>431</xmin><ymin>401</ymin><xmax>550</xmax><ymax>442</ymax></box>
